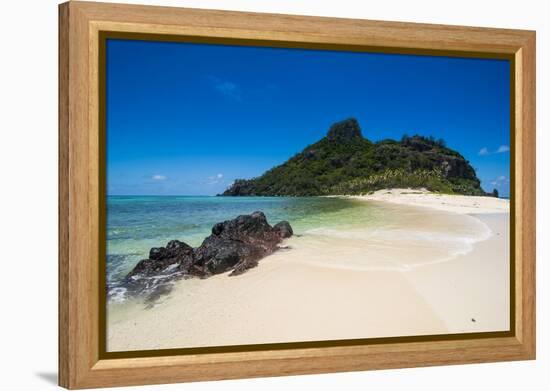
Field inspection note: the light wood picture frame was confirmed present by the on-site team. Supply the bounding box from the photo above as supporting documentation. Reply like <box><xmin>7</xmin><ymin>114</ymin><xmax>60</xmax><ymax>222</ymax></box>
<box><xmin>59</xmin><ymin>1</ymin><xmax>536</xmax><ymax>389</ymax></box>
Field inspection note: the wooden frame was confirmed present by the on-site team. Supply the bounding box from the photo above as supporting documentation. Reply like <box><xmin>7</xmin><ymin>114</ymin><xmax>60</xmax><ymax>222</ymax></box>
<box><xmin>59</xmin><ymin>1</ymin><xmax>536</xmax><ymax>389</ymax></box>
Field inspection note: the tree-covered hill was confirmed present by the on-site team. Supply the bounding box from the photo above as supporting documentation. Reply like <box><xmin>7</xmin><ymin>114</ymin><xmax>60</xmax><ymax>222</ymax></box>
<box><xmin>221</xmin><ymin>118</ymin><xmax>493</xmax><ymax>197</ymax></box>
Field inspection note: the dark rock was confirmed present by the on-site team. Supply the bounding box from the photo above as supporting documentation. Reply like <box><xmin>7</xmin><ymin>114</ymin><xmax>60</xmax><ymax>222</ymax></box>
<box><xmin>273</xmin><ymin>221</ymin><xmax>293</xmax><ymax>238</ymax></box>
<box><xmin>149</xmin><ymin>240</ymin><xmax>193</xmax><ymax>260</ymax></box>
<box><xmin>195</xmin><ymin>238</ymin><xmax>246</xmax><ymax>274</ymax></box>
<box><xmin>121</xmin><ymin>212</ymin><xmax>294</xmax><ymax>300</ymax></box>
<box><xmin>326</xmin><ymin>118</ymin><xmax>363</xmax><ymax>143</ymax></box>
<box><xmin>219</xmin><ymin>178</ymin><xmax>255</xmax><ymax>196</ymax></box>
<box><xmin>229</xmin><ymin>259</ymin><xmax>259</xmax><ymax>276</ymax></box>
<box><xmin>194</xmin><ymin>211</ymin><xmax>284</xmax><ymax>275</ymax></box>
<box><xmin>127</xmin><ymin>240</ymin><xmax>194</xmax><ymax>280</ymax></box>
<box><xmin>212</xmin><ymin>222</ymin><xmax>224</xmax><ymax>235</ymax></box>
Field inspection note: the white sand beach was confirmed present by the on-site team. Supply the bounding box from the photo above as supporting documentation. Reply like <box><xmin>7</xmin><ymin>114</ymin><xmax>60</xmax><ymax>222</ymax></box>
<box><xmin>347</xmin><ymin>188</ymin><xmax>510</xmax><ymax>214</ymax></box>
<box><xmin>107</xmin><ymin>189</ymin><xmax>510</xmax><ymax>352</ymax></box>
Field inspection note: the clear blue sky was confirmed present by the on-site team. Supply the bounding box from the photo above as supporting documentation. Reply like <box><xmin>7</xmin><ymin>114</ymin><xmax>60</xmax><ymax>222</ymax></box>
<box><xmin>106</xmin><ymin>39</ymin><xmax>511</xmax><ymax>196</ymax></box>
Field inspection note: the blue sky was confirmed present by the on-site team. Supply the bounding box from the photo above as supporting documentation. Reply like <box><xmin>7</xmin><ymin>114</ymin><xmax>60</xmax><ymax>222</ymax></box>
<box><xmin>106</xmin><ymin>39</ymin><xmax>511</xmax><ymax>196</ymax></box>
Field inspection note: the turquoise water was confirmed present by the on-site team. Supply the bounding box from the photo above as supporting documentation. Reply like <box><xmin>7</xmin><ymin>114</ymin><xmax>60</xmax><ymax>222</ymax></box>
<box><xmin>106</xmin><ymin>196</ymin><xmax>378</xmax><ymax>288</ymax></box>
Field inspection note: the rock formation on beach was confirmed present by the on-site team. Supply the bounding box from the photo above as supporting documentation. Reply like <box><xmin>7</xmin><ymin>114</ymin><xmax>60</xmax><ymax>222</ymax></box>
<box><xmin>123</xmin><ymin>212</ymin><xmax>293</xmax><ymax>297</ymax></box>
<box><xmin>221</xmin><ymin>118</ymin><xmax>494</xmax><ymax>197</ymax></box>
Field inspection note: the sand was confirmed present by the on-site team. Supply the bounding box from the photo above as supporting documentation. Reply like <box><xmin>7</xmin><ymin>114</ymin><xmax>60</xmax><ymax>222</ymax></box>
<box><xmin>347</xmin><ymin>188</ymin><xmax>510</xmax><ymax>214</ymax></box>
<box><xmin>107</xmin><ymin>189</ymin><xmax>510</xmax><ymax>352</ymax></box>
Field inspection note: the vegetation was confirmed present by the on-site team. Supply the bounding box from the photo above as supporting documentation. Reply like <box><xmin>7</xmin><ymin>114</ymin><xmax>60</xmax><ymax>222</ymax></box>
<box><xmin>221</xmin><ymin>118</ymin><xmax>491</xmax><ymax>197</ymax></box>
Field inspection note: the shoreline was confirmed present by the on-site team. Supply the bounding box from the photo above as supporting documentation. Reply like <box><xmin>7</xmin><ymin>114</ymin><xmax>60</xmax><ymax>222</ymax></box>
<box><xmin>107</xmin><ymin>189</ymin><xmax>510</xmax><ymax>352</ymax></box>
<box><xmin>338</xmin><ymin>188</ymin><xmax>509</xmax><ymax>215</ymax></box>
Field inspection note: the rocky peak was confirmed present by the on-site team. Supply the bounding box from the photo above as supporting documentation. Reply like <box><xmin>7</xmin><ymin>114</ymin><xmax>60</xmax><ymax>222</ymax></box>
<box><xmin>326</xmin><ymin>118</ymin><xmax>363</xmax><ymax>143</ymax></box>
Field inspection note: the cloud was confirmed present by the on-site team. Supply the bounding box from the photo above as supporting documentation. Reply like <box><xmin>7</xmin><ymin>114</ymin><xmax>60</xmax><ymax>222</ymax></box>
<box><xmin>206</xmin><ymin>173</ymin><xmax>224</xmax><ymax>185</ymax></box>
<box><xmin>496</xmin><ymin>145</ymin><xmax>510</xmax><ymax>153</ymax></box>
<box><xmin>490</xmin><ymin>175</ymin><xmax>509</xmax><ymax>186</ymax></box>
<box><xmin>208</xmin><ymin>76</ymin><xmax>241</xmax><ymax>101</ymax></box>
<box><xmin>151</xmin><ymin>174</ymin><xmax>167</xmax><ymax>181</ymax></box>
<box><xmin>478</xmin><ymin>147</ymin><xmax>489</xmax><ymax>156</ymax></box>
<box><xmin>478</xmin><ymin>145</ymin><xmax>510</xmax><ymax>156</ymax></box>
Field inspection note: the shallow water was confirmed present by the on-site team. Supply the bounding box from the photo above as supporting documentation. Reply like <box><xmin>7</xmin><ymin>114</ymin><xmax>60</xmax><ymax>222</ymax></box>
<box><xmin>282</xmin><ymin>201</ymin><xmax>491</xmax><ymax>272</ymax></box>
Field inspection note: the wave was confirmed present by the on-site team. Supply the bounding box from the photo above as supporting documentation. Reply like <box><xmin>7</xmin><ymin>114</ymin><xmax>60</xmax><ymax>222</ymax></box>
<box><xmin>289</xmin><ymin>210</ymin><xmax>492</xmax><ymax>272</ymax></box>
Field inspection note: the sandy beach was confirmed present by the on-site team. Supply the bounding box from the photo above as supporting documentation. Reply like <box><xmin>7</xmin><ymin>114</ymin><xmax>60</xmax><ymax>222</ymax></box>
<box><xmin>347</xmin><ymin>188</ymin><xmax>510</xmax><ymax>214</ymax></box>
<box><xmin>107</xmin><ymin>189</ymin><xmax>510</xmax><ymax>352</ymax></box>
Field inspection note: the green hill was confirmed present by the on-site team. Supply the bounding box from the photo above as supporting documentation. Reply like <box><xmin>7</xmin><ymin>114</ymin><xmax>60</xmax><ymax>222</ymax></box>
<box><xmin>221</xmin><ymin>118</ymin><xmax>492</xmax><ymax>197</ymax></box>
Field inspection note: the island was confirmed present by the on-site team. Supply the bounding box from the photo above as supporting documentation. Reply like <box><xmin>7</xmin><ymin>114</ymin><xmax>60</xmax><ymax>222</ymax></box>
<box><xmin>221</xmin><ymin>118</ymin><xmax>497</xmax><ymax>198</ymax></box>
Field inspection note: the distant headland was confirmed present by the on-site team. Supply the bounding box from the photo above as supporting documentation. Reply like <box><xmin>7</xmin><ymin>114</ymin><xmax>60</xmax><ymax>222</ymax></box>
<box><xmin>221</xmin><ymin>118</ymin><xmax>497</xmax><ymax>197</ymax></box>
